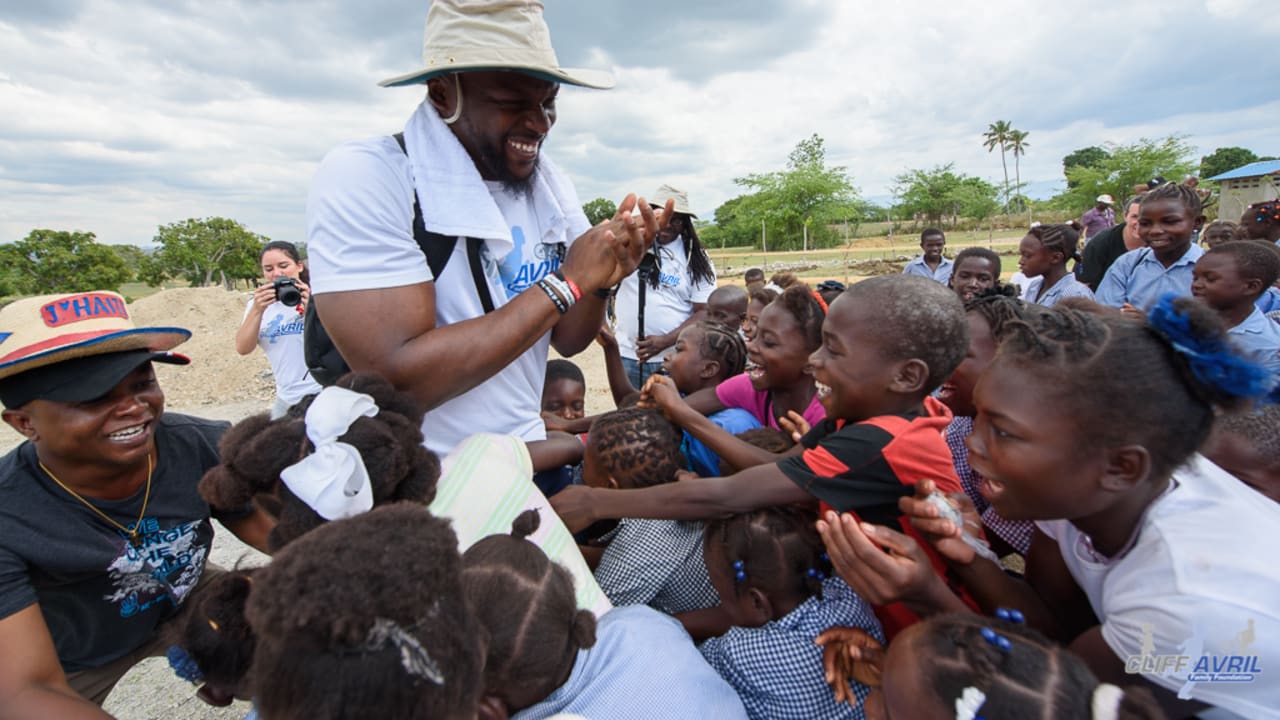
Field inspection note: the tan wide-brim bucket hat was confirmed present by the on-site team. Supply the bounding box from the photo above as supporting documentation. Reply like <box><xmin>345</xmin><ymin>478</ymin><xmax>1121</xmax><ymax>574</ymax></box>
<box><xmin>649</xmin><ymin>184</ymin><xmax>696</xmax><ymax>218</ymax></box>
<box><xmin>379</xmin><ymin>0</ymin><xmax>615</xmax><ymax>90</ymax></box>
<box><xmin>0</xmin><ymin>291</ymin><xmax>189</xmax><ymax>381</ymax></box>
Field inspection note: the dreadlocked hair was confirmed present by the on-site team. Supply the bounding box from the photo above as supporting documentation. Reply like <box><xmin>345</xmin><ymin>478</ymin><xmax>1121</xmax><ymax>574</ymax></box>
<box><xmin>995</xmin><ymin>298</ymin><xmax>1251</xmax><ymax>482</ymax></box>
<box><xmin>696</xmin><ymin>320</ymin><xmax>748</xmax><ymax>380</ymax></box>
<box><xmin>1026</xmin><ymin>222</ymin><xmax>1083</xmax><ymax>264</ymax></box>
<box><xmin>461</xmin><ymin>509</ymin><xmax>596</xmax><ymax>712</ymax></box>
<box><xmin>646</xmin><ymin>216</ymin><xmax>715</xmax><ymax>288</ymax></box>
<box><xmin>844</xmin><ymin>275</ymin><xmax>968</xmax><ymax>391</ymax></box>
<box><xmin>248</xmin><ymin>503</ymin><xmax>484</xmax><ymax>720</ymax></box>
<box><xmin>198</xmin><ymin>372</ymin><xmax>439</xmax><ymax>551</ymax></box>
<box><xmin>1142</xmin><ymin>181</ymin><xmax>1202</xmax><ymax>216</ymax></box>
<box><xmin>954</xmin><ymin>246</ymin><xmax>1002</xmax><ymax>276</ymax></box>
<box><xmin>1206</xmin><ymin>240</ymin><xmax>1280</xmax><ymax>288</ymax></box>
<box><xmin>910</xmin><ymin>613</ymin><xmax>1163</xmax><ymax>720</ymax></box>
<box><xmin>587</xmin><ymin>407</ymin><xmax>683</xmax><ymax>488</ymax></box>
<box><xmin>704</xmin><ymin>505</ymin><xmax>829</xmax><ymax>606</ymax></box>
<box><xmin>777</xmin><ymin>284</ymin><xmax>826</xmax><ymax>352</ymax></box>
<box><xmin>168</xmin><ymin>569</ymin><xmax>257</xmax><ymax>693</ymax></box>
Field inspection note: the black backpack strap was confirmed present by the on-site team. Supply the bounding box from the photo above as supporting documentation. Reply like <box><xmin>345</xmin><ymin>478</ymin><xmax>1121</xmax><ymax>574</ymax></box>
<box><xmin>394</xmin><ymin>132</ymin><xmax>495</xmax><ymax>314</ymax></box>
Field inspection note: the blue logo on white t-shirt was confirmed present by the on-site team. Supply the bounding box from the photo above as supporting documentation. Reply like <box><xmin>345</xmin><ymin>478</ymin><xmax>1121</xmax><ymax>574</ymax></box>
<box><xmin>260</xmin><ymin>311</ymin><xmax>304</xmax><ymax>345</ymax></box>
<box><xmin>498</xmin><ymin>225</ymin><xmax>564</xmax><ymax>298</ymax></box>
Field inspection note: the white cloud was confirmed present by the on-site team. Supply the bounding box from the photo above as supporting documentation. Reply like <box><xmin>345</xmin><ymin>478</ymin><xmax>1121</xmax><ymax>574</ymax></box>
<box><xmin>0</xmin><ymin>0</ymin><xmax>1275</xmax><ymax>245</ymax></box>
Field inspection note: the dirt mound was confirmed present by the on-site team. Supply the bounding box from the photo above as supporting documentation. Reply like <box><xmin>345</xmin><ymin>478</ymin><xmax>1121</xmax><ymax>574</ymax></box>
<box><xmin>130</xmin><ymin>287</ymin><xmax>274</xmax><ymax>409</ymax></box>
<box><xmin>847</xmin><ymin>259</ymin><xmax>903</xmax><ymax>275</ymax></box>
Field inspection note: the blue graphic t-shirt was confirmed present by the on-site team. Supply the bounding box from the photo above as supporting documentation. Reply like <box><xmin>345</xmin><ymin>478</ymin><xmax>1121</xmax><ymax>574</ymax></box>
<box><xmin>0</xmin><ymin>414</ymin><xmax>250</xmax><ymax>672</ymax></box>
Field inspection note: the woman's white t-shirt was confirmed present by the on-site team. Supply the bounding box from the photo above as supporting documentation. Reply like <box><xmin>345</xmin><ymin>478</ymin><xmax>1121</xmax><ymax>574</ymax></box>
<box><xmin>1037</xmin><ymin>454</ymin><xmax>1280</xmax><ymax>719</ymax></box>
<box><xmin>613</xmin><ymin>235</ymin><xmax>716</xmax><ymax>361</ymax></box>
<box><xmin>245</xmin><ymin>298</ymin><xmax>322</xmax><ymax>406</ymax></box>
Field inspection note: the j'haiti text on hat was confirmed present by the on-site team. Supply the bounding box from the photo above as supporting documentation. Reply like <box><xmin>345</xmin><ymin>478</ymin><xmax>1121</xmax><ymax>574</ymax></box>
<box><xmin>379</xmin><ymin>0</ymin><xmax>614</xmax><ymax>89</ymax></box>
<box><xmin>0</xmin><ymin>291</ymin><xmax>189</xmax><ymax>408</ymax></box>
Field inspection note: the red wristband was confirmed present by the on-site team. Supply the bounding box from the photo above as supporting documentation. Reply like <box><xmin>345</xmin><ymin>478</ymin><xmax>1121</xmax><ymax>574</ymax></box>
<box><xmin>555</xmin><ymin>270</ymin><xmax>582</xmax><ymax>302</ymax></box>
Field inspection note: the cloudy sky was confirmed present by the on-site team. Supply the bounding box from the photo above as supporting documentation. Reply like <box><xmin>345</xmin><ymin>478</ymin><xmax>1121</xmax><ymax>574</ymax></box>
<box><xmin>1</xmin><ymin>0</ymin><xmax>1276</xmax><ymax>247</ymax></box>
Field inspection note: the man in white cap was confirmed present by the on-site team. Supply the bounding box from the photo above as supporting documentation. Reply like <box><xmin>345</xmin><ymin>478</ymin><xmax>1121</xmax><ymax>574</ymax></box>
<box><xmin>1080</xmin><ymin>194</ymin><xmax>1116</xmax><ymax>240</ymax></box>
<box><xmin>612</xmin><ymin>184</ymin><xmax>717</xmax><ymax>388</ymax></box>
<box><xmin>307</xmin><ymin>0</ymin><xmax>668</xmax><ymax>455</ymax></box>
<box><xmin>0</xmin><ymin>292</ymin><xmax>274</xmax><ymax>717</ymax></box>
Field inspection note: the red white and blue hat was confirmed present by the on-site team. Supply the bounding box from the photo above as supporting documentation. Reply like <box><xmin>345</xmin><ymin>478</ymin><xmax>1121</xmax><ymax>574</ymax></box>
<box><xmin>0</xmin><ymin>291</ymin><xmax>189</xmax><ymax>406</ymax></box>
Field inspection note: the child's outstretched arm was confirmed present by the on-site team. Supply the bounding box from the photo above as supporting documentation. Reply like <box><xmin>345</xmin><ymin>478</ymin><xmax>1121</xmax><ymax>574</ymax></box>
<box><xmin>645</xmin><ymin>375</ymin><xmax>800</xmax><ymax>470</ymax></box>
<box><xmin>549</xmin><ymin>464</ymin><xmax>810</xmax><ymax>533</ymax></box>
<box><xmin>596</xmin><ymin>324</ymin><xmax>640</xmax><ymax>408</ymax></box>
<box><xmin>525</xmin><ymin>432</ymin><xmax>586</xmax><ymax>472</ymax></box>
<box><xmin>896</xmin><ymin>481</ymin><xmax>1096</xmax><ymax>641</ymax></box>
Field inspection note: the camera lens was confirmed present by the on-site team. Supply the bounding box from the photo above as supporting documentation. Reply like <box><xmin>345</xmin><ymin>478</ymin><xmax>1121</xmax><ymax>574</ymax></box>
<box><xmin>274</xmin><ymin>278</ymin><xmax>302</xmax><ymax>306</ymax></box>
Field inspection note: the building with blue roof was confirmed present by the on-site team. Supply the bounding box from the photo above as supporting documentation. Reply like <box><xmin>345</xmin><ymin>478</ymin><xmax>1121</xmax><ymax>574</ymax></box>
<box><xmin>1208</xmin><ymin>160</ymin><xmax>1280</xmax><ymax>222</ymax></box>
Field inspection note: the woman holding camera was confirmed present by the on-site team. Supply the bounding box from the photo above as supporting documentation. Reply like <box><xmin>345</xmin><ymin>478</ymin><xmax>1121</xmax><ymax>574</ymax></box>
<box><xmin>235</xmin><ymin>240</ymin><xmax>321</xmax><ymax>418</ymax></box>
<box><xmin>612</xmin><ymin>185</ymin><xmax>717</xmax><ymax>387</ymax></box>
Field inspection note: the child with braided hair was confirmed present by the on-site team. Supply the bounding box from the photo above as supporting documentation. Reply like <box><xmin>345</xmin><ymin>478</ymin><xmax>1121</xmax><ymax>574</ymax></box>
<box><xmin>1097</xmin><ymin>183</ymin><xmax>1206</xmax><ymax>317</ymax></box>
<box><xmin>462</xmin><ymin>510</ymin><xmax>747</xmax><ymax>720</ymax></box>
<box><xmin>247</xmin><ymin>503</ymin><xmax>484</xmax><ymax>720</ymax></box>
<box><xmin>853</xmin><ymin>612</ymin><xmax>1162</xmax><ymax>719</ymax></box>
<box><xmin>1239</xmin><ymin>198</ymin><xmax>1280</xmax><ymax>245</ymax></box>
<box><xmin>167</xmin><ymin>373</ymin><xmax>442</xmax><ymax>707</ymax></box>
<box><xmin>700</xmin><ymin>505</ymin><xmax>883</xmax><ymax>719</ymax></box>
<box><xmin>583</xmin><ymin>408</ymin><xmax>720</xmax><ymax>620</ymax></box>
<box><xmin>1018</xmin><ymin>223</ymin><xmax>1095</xmax><ymax>307</ymax></box>
<box><xmin>643</xmin><ymin>285</ymin><xmax>826</xmax><ymax>473</ymax></box>
<box><xmin>820</xmin><ymin>296</ymin><xmax>1280</xmax><ymax>718</ymax></box>
<box><xmin>1200</xmin><ymin>219</ymin><xmax>1240</xmax><ymax>249</ymax></box>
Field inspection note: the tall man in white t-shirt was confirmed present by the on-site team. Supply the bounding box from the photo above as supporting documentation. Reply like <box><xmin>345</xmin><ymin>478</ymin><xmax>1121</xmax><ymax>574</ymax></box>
<box><xmin>614</xmin><ymin>185</ymin><xmax>718</xmax><ymax>388</ymax></box>
<box><xmin>306</xmin><ymin>0</ymin><xmax>668</xmax><ymax>454</ymax></box>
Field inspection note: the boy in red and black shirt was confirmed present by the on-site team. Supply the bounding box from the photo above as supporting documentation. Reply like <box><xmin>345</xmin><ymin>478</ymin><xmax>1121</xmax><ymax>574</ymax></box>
<box><xmin>550</xmin><ymin>276</ymin><xmax>975</xmax><ymax>635</ymax></box>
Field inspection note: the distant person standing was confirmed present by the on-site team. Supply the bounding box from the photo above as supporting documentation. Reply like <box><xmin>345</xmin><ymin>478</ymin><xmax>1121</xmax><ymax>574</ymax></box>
<box><xmin>614</xmin><ymin>185</ymin><xmax>717</xmax><ymax>388</ymax></box>
<box><xmin>234</xmin><ymin>241</ymin><xmax>322</xmax><ymax>418</ymax></box>
<box><xmin>1080</xmin><ymin>194</ymin><xmax>1115</xmax><ymax>239</ymax></box>
<box><xmin>1076</xmin><ymin>194</ymin><xmax>1145</xmax><ymax>291</ymax></box>
<box><xmin>901</xmin><ymin>228</ymin><xmax>953</xmax><ymax>284</ymax></box>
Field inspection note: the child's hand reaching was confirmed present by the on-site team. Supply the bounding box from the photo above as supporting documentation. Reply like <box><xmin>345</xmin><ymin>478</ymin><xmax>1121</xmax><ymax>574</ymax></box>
<box><xmin>1119</xmin><ymin>302</ymin><xmax>1145</xmax><ymax>321</ymax></box>
<box><xmin>595</xmin><ymin>323</ymin><xmax>619</xmax><ymax>353</ymax></box>
<box><xmin>898</xmin><ymin>480</ymin><xmax>993</xmax><ymax>566</ymax></box>
<box><xmin>816</xmin><ymin>510</ymin><xmax>958</xmax><ymax>613</ymax></box>
<box><xmin>638</xmin><ymin>375</ymin><xmax>693</xmax><ymax>424</ymax></box>
<box><xmin>814</xmin><ymin>626</ymin><xmax>883</xmax><ymax>706</ymax></box>
<box><xmin>777</xmin><ymin>410</ymin><xmax>811</xmax><ymax>443</ymax></box>
<box><xmin>548</xmin><ymin>485</ymin><xmax>596</xmax><ymax>534</ymax></box>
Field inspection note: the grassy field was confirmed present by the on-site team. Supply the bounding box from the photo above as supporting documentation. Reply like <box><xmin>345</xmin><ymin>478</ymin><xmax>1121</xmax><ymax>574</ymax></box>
<box><xmin>707</xmin><ymin>226</ymin><xmax>1031</xmax><ymax>284</ymax></box>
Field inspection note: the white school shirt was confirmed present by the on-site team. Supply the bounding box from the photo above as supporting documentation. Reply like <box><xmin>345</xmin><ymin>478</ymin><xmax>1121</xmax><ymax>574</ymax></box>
<box><xmin>243</xmin><ymin>298</ymin><xmax>322</xmax><ymax>406</ymax></box>
<box><xmin>1036</xmin><ymin>455</ymin><xmax>1280</xmax><ymax>719</ymax></box>
<box><xmin>305</xmin><ymin>133</ymin><xmax>589</xmax><ymax>454</ymax></box>
<box><xmin>613</xmin><ymin>235</ymin><xmax>716</xmax><ymax>361</ymax></box>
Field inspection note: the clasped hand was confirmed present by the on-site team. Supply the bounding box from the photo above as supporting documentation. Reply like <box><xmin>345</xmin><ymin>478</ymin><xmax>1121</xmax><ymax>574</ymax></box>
<box><xmin>561</xmin><ymin>194</ymin><xmax>675</xmax><ymax>292</ymax></box>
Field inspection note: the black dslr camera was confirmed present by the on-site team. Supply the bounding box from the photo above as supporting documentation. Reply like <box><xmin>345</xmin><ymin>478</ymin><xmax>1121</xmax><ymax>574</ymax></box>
<box><xmin>273</xmin><ymin>277</ymin><xmax>302</xmax><ymax>306</ymax></box>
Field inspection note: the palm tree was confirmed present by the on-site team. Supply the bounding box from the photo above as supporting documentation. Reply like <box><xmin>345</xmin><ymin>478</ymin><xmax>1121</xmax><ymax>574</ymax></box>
<box><xmin>1009</xmin><ymin>129</ymin><xmax>1030</xmax><ymax>222</ymax></box>
<box><xmin>982</xmin><ymin>121</ymin><xmax>1013</xmax><ymax>212</ymax></box>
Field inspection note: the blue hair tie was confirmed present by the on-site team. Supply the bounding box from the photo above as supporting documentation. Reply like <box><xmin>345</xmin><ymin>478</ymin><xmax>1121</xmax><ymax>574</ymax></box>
<box><xmin>732</xmin><ymin>560</ymin><xmax>747</xmax><ymax>582</ymax></box>
<box><xmin>1146</xmin><ymin>294</ymin><xmax>1276</xmax><ymax>400</ymax></box>
<box><xmin>806</xmin><ymin>567</ymin><xmax>826</xmax><ymax>581</ymax></box>
<box><xmin>167</xmin><ymin>645</ymin><xmax>204</xmax><ymax>683</ymax></box>
<box><xmin>995</xmin><ymin>607</ymin><xmax>1025</xmax><ymax>624</ymax></box>
<box><xmin>980</xmin><ymin>627</ymin><xmax>1012</xmax><ymax>653</ymax></box>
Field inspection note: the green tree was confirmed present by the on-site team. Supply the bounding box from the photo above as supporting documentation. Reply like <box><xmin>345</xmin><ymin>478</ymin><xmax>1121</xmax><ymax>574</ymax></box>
<box><xmin>1199</xmin><ymin>147</ymin><xmax>1260</xmax><ymax>180</ymax></box>
<box><xmin>1009</xmin><ymin>129</ymin><xmax>1029</xmax><ymax>201</ymax></box>
<box><xmin>152</xmin><ymin>218</ymin><xmax>268</xmax><ymax>287</ymax></box>
<box><xmin>1063</xmin><ymin>136</ymin><xmax>1197</xmax><ymax>211</ymax></box>
<box><xmin>110</xmin><ymin>244</ymin><xmax>147</xmax><ymax>281</ymax></box>
<box><xmin>982</xmin><ymin>120</ymin><xmax>1014</xmax><ymax>210</ymax></box>
<box><xmin>582</xmin><ymin>197</ymin><xmax>617</xmax><ymax>226</ymax></box>
<box><xmin>1062</xmin><ymin>146</ymin><xmax>1110</xmax><ymax>187</ymax></box>
<box><xmin>892</xmin><ymin>165</ymin><xmax>1001</xmax><ymax>226</ymax></box>
<box><xmin>728</xmin><ymin>134</ymin><xmax>862</xmax><ymax>251</ymax></box>
<box><xmin>3</xmin><ymin>230</ymin><xmax>132</xmax><ymax>294</ymax></box>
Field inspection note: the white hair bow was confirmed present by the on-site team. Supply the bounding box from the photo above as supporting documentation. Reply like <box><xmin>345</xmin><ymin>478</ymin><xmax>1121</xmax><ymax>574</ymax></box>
<box><xmin>280</xmin><ymin>386</ymin><xmax>379</xmax><ymax>520</ymax></box>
